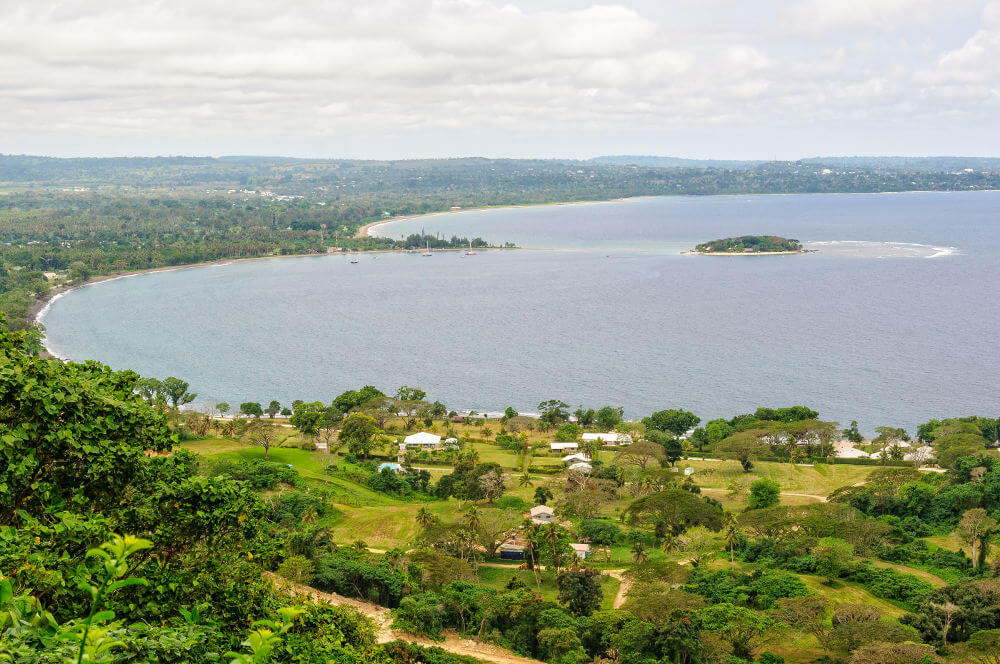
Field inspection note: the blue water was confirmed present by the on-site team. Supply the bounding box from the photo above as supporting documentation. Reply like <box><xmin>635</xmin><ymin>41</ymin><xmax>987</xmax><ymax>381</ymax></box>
<box><xmin>42</xmin><ymin>192</ymin><xmax>1000</xmax><ymax>434</ymax></box>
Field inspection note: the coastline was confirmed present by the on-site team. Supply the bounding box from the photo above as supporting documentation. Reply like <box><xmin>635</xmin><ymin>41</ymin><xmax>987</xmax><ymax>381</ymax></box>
<box><xmin>356</xmin><ymin>197</ymin><xmax>639</xmax><ymax>238</ymax></box>
<box><xmin>680</xmin><ymin>249</ymin><xmax>810</xmax><ymax>256</ymax></box>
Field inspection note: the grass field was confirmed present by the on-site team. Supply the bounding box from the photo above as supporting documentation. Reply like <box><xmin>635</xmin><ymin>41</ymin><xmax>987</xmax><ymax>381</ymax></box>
<box><xmin>476</xmin><ymin>565</ymin><xmax>620</xmax><ymax>611</ymax></box>
<box><xmin>683</xmin><ymin>459</ymin><xmax>876</xmax><ymax>496</ymax></box>
<box><xmin>798</xmin><ymin>574</ymin><xmax>906</xmax><ymax>617</ymax></box>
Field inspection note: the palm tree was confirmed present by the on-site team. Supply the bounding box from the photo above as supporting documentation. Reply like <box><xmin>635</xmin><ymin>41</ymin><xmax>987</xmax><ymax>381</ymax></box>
<box><xmin>632</xmin><ymin>540</ymin><xmax>649</xmax><ymax>564</ymax></box>
<box><xmin>518</xmin><ymin>471</ymin><xmax>534</xmax><ymax>487</ymax></box>
<box><xmin>543</xmin><ymin>524</ymin><xmax>563</xmax><ymax>572</ymax></box>
<box><xmin>464</xmin><ymin>505</ymin><xmax>481</xmax><ymax>533</ymax></box>
<box><xmin>723</xmin><ymin>515</ymin><xmax>742</xmax><ymax>569</ymax></box>
<box><xmin>659</xmin><ymin>533</ymin><xmax>678</xmax><ymax>555</ymax></box>
<box><xmin>415</xmin><ymin>506</ymin><xmax>435</xmax><ymax>530</ymax></box>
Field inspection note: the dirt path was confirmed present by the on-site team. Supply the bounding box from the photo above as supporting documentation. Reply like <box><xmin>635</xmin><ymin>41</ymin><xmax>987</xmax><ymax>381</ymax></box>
<box><xmin>699</xmin><ymin>486</ymin><xmax>828</xmax><ymax>502</ymax></box>
<box><xmin>266</xmin><ymin>572</ymin><xmax>545</xmax><ymax>664</ymax></box>
<box><xmin>603</xmin><ymin>569</ymin><xmax>631</xmax><ymax>609</ymax></box>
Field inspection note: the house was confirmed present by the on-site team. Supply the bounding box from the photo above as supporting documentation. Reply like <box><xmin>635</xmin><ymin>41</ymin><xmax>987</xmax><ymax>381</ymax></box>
<box><xmin>561</xmin><ymin>453</ymin><xmax>591</xmax><ymax>463</ymax></box>
<box><xmin>568</xmin><ymin>462</ymin><xmax>593</xmax><ymax>473</ymax></box>
<box><xmin>499</xmin><ymin>540</ymin><xmax>527</xmax><ymax>560</ymax></box>
<box><xmin>529</xmin><ymin>505</ymin><xmax>555</xmax><ymax>524</ymax></box>
<box><xmin>582</xmin><ymin>433</ymin><xmax>633</xmax><ymax>446</ymax></box>
<box><xmin>550</xmin><ymin>442</ymin><xmax>578</xmax><ymax>452</ymax></box>
<box><xmin>833</xmin><ymin>444</ymin><xmax>871</xmax><ymax>459</ymax></box>
<box><xmin>403</xmin><ymin>432</ymin><xmax>442</xmax><ymax>449</ymax></box>
<box><xmin>569</xmin><ymin>542</ymin><xmax>591</xmax><ymax>560</ymax></box>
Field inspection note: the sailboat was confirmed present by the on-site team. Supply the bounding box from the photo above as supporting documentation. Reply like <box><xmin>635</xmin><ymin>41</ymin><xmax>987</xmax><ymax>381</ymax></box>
<box><xmin>464</xmin><ymin>239</ymin><xmax>477</xmax><ymax>256</ymax></box>
<box><xmin>422</xmin><ymin>240</ymin><xmax>432</xmax><ymax>257</ymax></box>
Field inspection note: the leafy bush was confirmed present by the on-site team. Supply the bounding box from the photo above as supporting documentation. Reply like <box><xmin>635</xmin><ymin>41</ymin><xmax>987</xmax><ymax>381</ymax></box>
<box><xmin>208</xmin><ymin>458</ymin><xmax>299</xmax><ymax>490</ymax></box>
<box><xmin>495</xmin><ymin>495</ymin><xmax>530</xmax><ymax>511</ymax></box>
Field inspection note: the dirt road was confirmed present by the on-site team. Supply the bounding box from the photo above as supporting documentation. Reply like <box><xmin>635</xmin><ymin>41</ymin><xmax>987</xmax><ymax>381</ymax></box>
<box><xmin>266</xmin><ymin>572</ymin><xmax>545</xmax><ymax>664</ymax></box>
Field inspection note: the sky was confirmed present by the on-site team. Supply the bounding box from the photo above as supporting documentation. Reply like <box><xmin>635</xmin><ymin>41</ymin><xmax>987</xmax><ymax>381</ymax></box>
<box><xmin>2</xmin><ymin>0</ymin><xmax>999</xmax><ymax>160</ymax></box>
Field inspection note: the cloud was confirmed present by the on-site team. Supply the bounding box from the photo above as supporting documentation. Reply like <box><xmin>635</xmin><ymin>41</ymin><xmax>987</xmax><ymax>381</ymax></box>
<box><xmin>0</xmin><ymin>0</ymin><xmax>997</xmax><ymax>156</ymax></box>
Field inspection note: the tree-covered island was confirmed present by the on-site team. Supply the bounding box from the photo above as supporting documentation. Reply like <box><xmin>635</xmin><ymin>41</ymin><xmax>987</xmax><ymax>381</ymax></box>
<box><xmin>689</xmin><ymin>235</ymin><xmax>805</xmax><ymax>254</ymax></box>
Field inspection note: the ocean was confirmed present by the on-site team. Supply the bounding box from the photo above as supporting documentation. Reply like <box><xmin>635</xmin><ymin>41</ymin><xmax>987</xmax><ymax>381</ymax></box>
<box><xmin>40</xmin><ymin>191</ymin><xmax>1000</xmax><ymax>434</ymax></box>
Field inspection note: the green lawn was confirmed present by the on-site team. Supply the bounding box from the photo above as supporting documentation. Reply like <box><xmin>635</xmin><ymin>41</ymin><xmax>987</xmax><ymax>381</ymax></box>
<box><xmin>476</xmin><ymin>566</ymin><xmax>620</xmax><ymax>610</ymax></box>
<box><xmin>798</xmin><ymin>574</ymin><xmax>906</xmax><ymax>617</ymax></box>
<box><xmin>683</xmin><ymin>459</ymin><xmax>876</xmax><ymax>496</ymax></box>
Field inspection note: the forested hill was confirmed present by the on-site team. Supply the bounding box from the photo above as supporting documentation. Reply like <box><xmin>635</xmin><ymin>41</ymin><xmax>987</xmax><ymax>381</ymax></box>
<box><xmin>3</xmin><ymin>154</ymin><xmax>1000</xmax><ymax>195</ymax></box>
<box><xmin>592</xmin><ymin>154</ymin><xmax>1000</xmax><ymax>173</ymax></box>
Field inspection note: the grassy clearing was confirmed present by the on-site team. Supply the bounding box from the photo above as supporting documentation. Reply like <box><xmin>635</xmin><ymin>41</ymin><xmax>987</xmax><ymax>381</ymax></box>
<box><xmin>798</xmin><ymin>574</ymin><xmax>905</xmax><ymax>617</ymax></box>
<box><xmin>181</xmin><ymin>438</ymin><xmax>402</xmax><ymax>506</ymax></box>
<box><xmin>475</xmin><ymin>566</ymin><xmax>620</xmax><ymax>611</ymax></box>
<box><xmin>871</xmin><ymin>560</ymin><xmax>947</xmax><ymax>588</ymax></box>
<box><xmin>685</xmin><ymin>459</ymin><xmax>875</xmax><ymax>496</ymax></box>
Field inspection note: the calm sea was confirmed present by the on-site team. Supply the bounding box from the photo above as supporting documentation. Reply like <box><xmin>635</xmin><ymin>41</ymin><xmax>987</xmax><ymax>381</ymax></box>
<box><xmin>41</xmin><ymin>192</ymin><xmax>1000</xmax><ymax>434</ymax></box>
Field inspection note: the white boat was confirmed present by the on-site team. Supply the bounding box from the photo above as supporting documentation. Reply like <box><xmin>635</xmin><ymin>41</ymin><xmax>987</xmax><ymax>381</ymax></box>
<box><xmin>349</xmin><ymin>256</ymin><xmax>359</xmax><ymax>264</ymax></box>
<box><xmin>422</xmin><ymin>241</ymin><xmax>432</xmax><ymax>256</ymax></box>
<box><xmin>464</xmin><ymin>239</ymin><xmax>477</xmax><ymax>256</ymax></box>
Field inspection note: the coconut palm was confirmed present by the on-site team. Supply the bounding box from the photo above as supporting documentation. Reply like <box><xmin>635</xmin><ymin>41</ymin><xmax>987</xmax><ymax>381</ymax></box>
<box><xmin>632</xmin><ymin>540</ymin><xmax>649</xmax><ymax>564</ymax></box>
<box><xmin>518</xmin><ymin>471</ymin><xmax>534</xmax><ymax>487</ymax></box>
<box><xmin>415</xmin><ymin>506</ymin><xmax>435</xmax><ymax>530</ymax></box>
<box><xmin>464</xmin><ymin>505</ymin><xmax>481</xmax><ymax>532</ymax></box>
<box><xmin>723</xmin><ymin>515</ymin><xmax>742</xmax><ymax>569</ymax></box>
<box><xmin>543</xmin><ymin>524</ymin><xmax>564</xmax><ymax>571</ymax></box>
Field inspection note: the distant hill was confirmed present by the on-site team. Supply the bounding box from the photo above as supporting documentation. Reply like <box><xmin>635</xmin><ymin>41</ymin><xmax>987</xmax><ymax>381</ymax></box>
<box><xmin>589</xmin><ymin>155</ymin><xmax>761</xmax><ymax>169</ymax></box>
<box><xmin>592</xmin><ymin>154</ymin><xmax>1000</xmax><ymax>173</ymax></box>
<box><xmin>801</xmin><ymin>156</ymin><xmax>1000</xmax><ymax>173</ymax></box>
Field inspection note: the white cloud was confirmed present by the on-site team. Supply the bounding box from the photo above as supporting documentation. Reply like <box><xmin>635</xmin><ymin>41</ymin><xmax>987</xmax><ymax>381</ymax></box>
<box><xmin>0</xmin><ymin>0</ymin><xmax>997</xmax><ymax>156</ymax></box>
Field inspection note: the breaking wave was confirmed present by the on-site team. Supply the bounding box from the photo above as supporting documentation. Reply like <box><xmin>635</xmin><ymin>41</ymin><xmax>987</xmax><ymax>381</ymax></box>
<box><xmin>804</xmin><ymin>241</ymin><xmax>960</xmax><ymax>258</ymax></box>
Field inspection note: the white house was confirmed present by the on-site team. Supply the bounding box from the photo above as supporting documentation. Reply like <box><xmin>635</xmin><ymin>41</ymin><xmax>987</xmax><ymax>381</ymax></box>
<box><xmin>834</xmin><ymin>445</ymin><xmax>871</xmax><ymax>459</ymax></box>
<box><xmin>582</xmin><ymin>433</ymin><xmax>632</xmax><ymax>446</ymax></box>
<box><xmin>562</xmin><ymin>453</ymin><xmax>591</xmax><ymax>463</ymax></box>
<box><xmin>529</xmin><ymin>505</ymin><xmax>555</xmax><ymax>524</ymax></box>
<box><xmin>569</xmin><ymin>542</ymin><xmax>591</xmax><ymax>560</ymax></box>
<box><xmin>568</xmin><ymin>462</ymin><xmax>593</xmax><ymax>473</ymax></box>
<box><xmin>403</xmin><ymin>432</ymin><xmax>442</xmax><ymax>448</ymax></box>
<box><xmin>550</xmin><ymin>442</ymin><xmax>578</xmax><ymax>452</ymax></box>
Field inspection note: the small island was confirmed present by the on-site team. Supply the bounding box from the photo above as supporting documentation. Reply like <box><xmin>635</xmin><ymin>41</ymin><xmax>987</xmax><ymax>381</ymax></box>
<box><xmin>685</xmin><ymin>235</ymin><xmax>806</xmax><ymax>255</ymax></box>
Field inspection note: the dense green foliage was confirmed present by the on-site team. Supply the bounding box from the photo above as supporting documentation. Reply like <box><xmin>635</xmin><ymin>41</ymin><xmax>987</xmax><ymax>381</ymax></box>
<box><xmin>693</xmin><ymin>236</ymin><xmax>803</xmax><ymax>253</ymax></box>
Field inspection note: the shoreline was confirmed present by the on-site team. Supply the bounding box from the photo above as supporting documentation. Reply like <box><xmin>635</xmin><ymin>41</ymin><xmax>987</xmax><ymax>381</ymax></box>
<box><xmin>680</xmin><ymin>249</ymin><xmax>811</xmax><ymax>256</ymax></box>
<box><xmin>356</xmin><ymin>197</ymin><xmax>638</xmax><ymax>238</ymax></box>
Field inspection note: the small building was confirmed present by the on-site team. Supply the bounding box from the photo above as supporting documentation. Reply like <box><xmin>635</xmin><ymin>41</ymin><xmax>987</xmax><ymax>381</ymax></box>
<box><xmin>568</xmin><ymin>462</ymin><xmax>593</xmax><ymax>473</ymax></box>
<box><xmin>569</xmin><ymin>542</ymin><xmax>591</xmax><ymax>560</ymax></box>
<box><xmin>550</xmin><ymin>442</ymin><xmax>578</xmax><ymax>452</ymax></box>
<box><xmin>582</xmin><ymin>433</ymin><xmax>632</xmax><ymax>446</ymax></box>
<box><xmin>562</xmin><ymin>453</ymin><xmax>591</xmax><ymax>463</ymax></box>
<box><xmin>683</xmin><ymin>466</ymin><xmax>695</xmax><ymax>476</ymax></box>
<box><xmin>834</xmin><ymin>444</ymin><xmax>870</xmax><ymax>459</ymax></box>
<box><xmin>404</xmin><ymin>432</ymin><xmax>442</xmax><ymax>449</ymax></box>
<box><xmin>529</xmin><ymin>505</ymin><xmax>555</xmax><ymax>524</ymax></box>
<box><xmin>499</xmin><ymin>541</ymin><xmax>526</xmax><ymax>560</ymax></box>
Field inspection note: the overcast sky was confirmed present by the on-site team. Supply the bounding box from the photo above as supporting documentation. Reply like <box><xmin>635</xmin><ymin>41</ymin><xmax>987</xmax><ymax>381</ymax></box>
<box><xmin>2</xmin><ymin>0</ymin><xmax>999</xmax><ymax>159</ymax></box>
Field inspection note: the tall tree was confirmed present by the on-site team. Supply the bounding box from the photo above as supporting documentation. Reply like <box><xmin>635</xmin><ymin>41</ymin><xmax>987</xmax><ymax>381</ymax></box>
<box><xmin>556</xmin><ymin>568</ymin><xmax>603</xmax><ymax>616</ymax></box>
<box><xmin>958</xmin><ymin>508</ymin><xmax>997</xmax><ymax>568</ymax></box>
<box><xmin>643</xmin><ymin>409</ymin><xmax>700</xmax><ymax>437</ymax></box>
<box><xmin>161</xmin><ymin>377</ymin><xmax>196</xmax><ymax>409</ymax></box>
<box><xmin>339</xmin><ymin>412</ymin><xmax>379</xmax><ymax>459</ymax></box>
<box><xmin>265</xmin><ymin>400</ymin><xmax>281</xmax><ymax>418</ymax></box>
<box><xmin>240</xmin><ymin>402</ymin><xmax>263</xmax><ymax>418</ymax></box>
